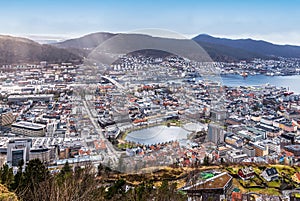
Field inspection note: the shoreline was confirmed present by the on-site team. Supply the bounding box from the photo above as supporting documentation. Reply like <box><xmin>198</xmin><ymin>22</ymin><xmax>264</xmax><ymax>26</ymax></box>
<box><xmin>219</xmin><ymin>74</ymin><xmax>300</xmax><ymax>94</ymax></box>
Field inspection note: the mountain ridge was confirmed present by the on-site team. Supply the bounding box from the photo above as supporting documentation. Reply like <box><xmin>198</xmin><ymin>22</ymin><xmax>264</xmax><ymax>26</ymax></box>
<box><xmin>1</xmin><ymin>33</ymin><xmax>300</xmax><ymax>65</ymax></box>
<box><xmin>0</xmin><ymin>35</ymin><xmax>82</xmax><ymax>65</ymax></box>
<box><xmin>55</xmin><ymin>32</ymin><xmax>300</xmax><ymax>62</ymax></box>
<box><xmin>193</xmin><ymin>34</ymin><xmax>300</xmax><ymax>59</ymax></box>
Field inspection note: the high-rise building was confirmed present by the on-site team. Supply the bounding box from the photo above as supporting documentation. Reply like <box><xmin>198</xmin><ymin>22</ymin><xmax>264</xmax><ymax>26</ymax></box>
<box><xmin>210</xmin><ymin>109</ymin><xmax>227</xmax><ymax>124</ymax></box>
<box><xmin>207</xmin><ymin>123</ymin><xmax>224</xmax><ymax>145</ymax></box>
<box><xmin>7</xmin><ymin>138</ymin><xmax>32</xmax><ymax>166</ymax></box>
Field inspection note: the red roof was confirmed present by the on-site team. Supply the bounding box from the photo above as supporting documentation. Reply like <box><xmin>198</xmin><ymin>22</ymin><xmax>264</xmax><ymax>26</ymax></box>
<box><xmin>296</xmin><ymin>173</ymin><xmax>300</xmax><ymax>181</ymax></box>
<box><xmin>232</xmin><ymin>192</ymin><xmax>242</xmax><ymax>201</ymax></box>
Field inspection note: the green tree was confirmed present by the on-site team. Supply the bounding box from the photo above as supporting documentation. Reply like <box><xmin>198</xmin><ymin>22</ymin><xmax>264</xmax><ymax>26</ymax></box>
<box><xmin>105</xmin><ymin>179</ymin><xmax>126</xmax><ymax>200</ymax></box>
<box><xmin>155</xmin><ymin>181</ymin><xmax>186</xmax><ymax>201</ymax></box>
<box><xmin>11</xmin><ymin>160</ymin><xmax>24</xmax><ymax>191</ymax></box>
<box><xmin>203</xmin><ymin>155</ymin><xmax>210</xmax><ymax>166</ymax></box>
<box><xmin>97</xmin><ymin>163</ymin><xmax>104</xmax><ymax>177</ymax></box>
<box><xmin>24</xmin><ymin>159</ymin><xmax>49</xmax><ymax>185</ymax></box>
<box><xmin>104</xmin><ymin>165</ymin><xmax>112</xmax><ymax>178</ymax></box>
<box><xmin>0</xmin><ymin>164</ymin><xmax>14</xmax><ymax>188</ymax></box>
<box><xmin>16</xmin><ymin>162</ymin><xmax>105</xmax><ymax>201</ymax></box>
<box><xmin>57</xmin><ymin>161</ymin><xmax>73</xmax><ymax>186</ymax></box>
<box><xmin>17</xmin><ymin>159</ymin><xmax>49</xmax><ymax>200</ymax></box>
<box><xmin>59</xmin><ymin>161</ymin><xmax>72</xmax><ymax>178</ymax></box>
<box><xmin>125</xmin><ymin>181</ymin><xmax>154</xmax><ymax>201</ymax></box>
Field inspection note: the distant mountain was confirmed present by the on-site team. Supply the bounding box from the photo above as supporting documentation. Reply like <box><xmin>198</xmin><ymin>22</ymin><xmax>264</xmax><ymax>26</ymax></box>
<box><xmin>56</xmin><ymin>32</ymin><xmax>300</xmax><ymax>62</ymax></box>
<box><xmin>55</xmin><ymin>32</ymin><xmax>116</xmax><ymax>49</ymax></box>
<box><xmin>1</xmin><ymin>33</ymin><xmax>300</xmax><ymax>65</ymax></box>
<box><xmin>55</xmin><ymin>32</ymin><xmax>213</xmax><ymax>62</ymax></box>
<box><xmin>193</xmin><ymin>34</ymin><xmax>300</xmax><ymax>60</ymax></box>
<box><xmin>54</xmin><ymin>32</ymin><xmax>116</xmax><ymax>58</ymax></box>
<box><xmin>0</xmin><ymin>35</ymin><xmax>82</xmax><ymax>65</ymax></box>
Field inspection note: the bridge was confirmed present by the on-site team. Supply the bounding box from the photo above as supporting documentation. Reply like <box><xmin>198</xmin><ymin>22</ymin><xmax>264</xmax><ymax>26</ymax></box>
<box><xmin>101</xmin><ymin>75</ymin><xmax>125</xmax><ymax>90</ymax></box>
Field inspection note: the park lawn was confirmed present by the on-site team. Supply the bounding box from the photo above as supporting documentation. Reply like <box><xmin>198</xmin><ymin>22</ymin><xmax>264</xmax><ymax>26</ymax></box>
<box><xmin>247</xmin><ymin>187</ymin><xmax>280</xmax><ymax>196</ymax></box>
<box><xmin>252</xmin><ymin>167</ymin><xmax>262</xmax><ymax>175</ymax></box>
<box><xmin>294</xmin><ymin>166</ymin><xmax>300</xmax><ymax>172</ymax></box>
<box><xmin>117</xmin><ymin>143</ymin><xmax>133</xmax><ymax>149</ymax></box>
<box><xmin>267</xmin><ymin>180</ymin><xmax>281</xmax><ymax>188</ymax></box>
<box><xmin>252</xmin><ymin>177</ymin><xmax>263</xmax><ymax>185</ymax></box>
<box><xmin>232</xmin><ymin>178</ymin><xmax>247</xmax><ymax>193</ymax></box>
<box><xmin>225</xmin><ymin>166</ymin><xmax>240</xmax><ymax>175</ymax></box>
<box><xmin>238</xmin><ymin>179</ymin><xmax>259</xmax><ymax>188</ymax></box>
<box><xmin>248</xmin><ymin>180</ymin><xmax>259</xmax><ymax>187</ymax></box>
<box><xmin>225</xmin><ymin>167</ymin><xmax>235</xmax><ymax>175</ymax></box>
<box><xmin>271</xmin><ymin>165</ymin><xmax>295</xmax><ymax>175</ymax></box>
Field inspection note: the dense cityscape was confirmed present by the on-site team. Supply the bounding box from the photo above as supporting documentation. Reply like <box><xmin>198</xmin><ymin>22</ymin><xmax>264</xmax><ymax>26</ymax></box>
<box><xmin>0</xmin><ymin>53</ymin><xmax>300</xmax><ymax>200</ymax></box>
<box><xmin>1</xmin><ymin>0</ymin><xmax>300</xmax><ymax>200</ymax></box>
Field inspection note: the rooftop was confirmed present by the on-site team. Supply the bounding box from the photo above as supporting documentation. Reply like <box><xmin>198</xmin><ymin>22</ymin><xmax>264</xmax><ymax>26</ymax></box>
<box><xmin>183</xmin><ymin>172</ymin><xmax>232</xmax><ymax>191</ymax></box>
<box><xmin>8</xmin><ymin>94</ymin><xmax>54</xmax><ymax>99</ymax></box>
<box><xmin>265</xmin><ymin>167</ymin><xmax>278</xmax><ymax>176</ymax></box>
<box><xmin>285</xmin><ymin>144</ymin><xmax>300</xmax><ymax>151</ymax></box>
<box><xmin>12</xmin><ymin>121</ymin><xmax>46</xmax><ymax>129</ymax></box>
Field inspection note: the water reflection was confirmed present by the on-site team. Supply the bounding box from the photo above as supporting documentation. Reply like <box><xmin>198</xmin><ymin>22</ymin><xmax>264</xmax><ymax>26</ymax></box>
<box><xmin>125</xmin><ymin>125</ymin><xmax>190</xmax><ymax>145</ymax></box>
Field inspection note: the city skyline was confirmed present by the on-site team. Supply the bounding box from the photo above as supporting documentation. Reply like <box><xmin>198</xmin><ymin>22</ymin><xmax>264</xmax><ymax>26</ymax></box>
<box><xmin>0</xmin><ymin>0</ymin><xmax>300</xmax><ymax>45</ymax></box>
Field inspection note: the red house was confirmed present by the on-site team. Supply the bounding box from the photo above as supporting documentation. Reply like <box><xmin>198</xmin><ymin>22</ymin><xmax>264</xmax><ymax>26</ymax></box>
<box><xmin>238</xmin><ymin>166</ymin><xmax>255</xmax><ymax>180</ymax></box>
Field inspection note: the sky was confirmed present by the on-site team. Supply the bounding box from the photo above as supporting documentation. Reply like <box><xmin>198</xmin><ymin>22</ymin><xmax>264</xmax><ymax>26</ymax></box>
<box><xmin>0</xmin><ymin>0</ymin><xmax>300</xmax><ymax>45</ymax></box>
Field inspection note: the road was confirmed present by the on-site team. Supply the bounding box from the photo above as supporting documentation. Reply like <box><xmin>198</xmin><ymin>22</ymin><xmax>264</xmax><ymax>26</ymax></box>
<box><xmin>82</xmin><ymin>99</ymin><xmax>121</xmax><ymax>167</ymax></box>
<box><xmin>80</xmin><ymin>76</ymin><xmax>126</xmax><ymax>168</ymax></box>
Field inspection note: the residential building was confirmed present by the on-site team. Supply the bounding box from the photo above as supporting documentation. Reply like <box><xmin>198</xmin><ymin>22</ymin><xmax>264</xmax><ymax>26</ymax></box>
<box><xmin>238</xmin><ymin>166</ymin><xmax>255</xmax><ymax>180</ymax></box>
<box><xmin>225</xmin><ymin>134</ymin><xmax>243</xmax><ymax>148</ymax></box>
<box><xmin>29</xmin><ymin>147</ymin><xmax>51</xmax><ymax>163</ymax></box>
<box><xmin>284</xmin><ymin>145</ymin><xmax>300</xmax><ymax>157</ymax></box>
<box><xmin>210</xmin><ymin>109</ymin><xmax>227</xmax><ymax>123</ymax></box>
<box><xmin>8</xmin><ymin>94</ymin><xmax>54</xmax><ymax>103</ymax></box>
<box><xmin>261</xmin><ymin>167</ymin><xmax>279</xmax><ymax>182</ymax></box>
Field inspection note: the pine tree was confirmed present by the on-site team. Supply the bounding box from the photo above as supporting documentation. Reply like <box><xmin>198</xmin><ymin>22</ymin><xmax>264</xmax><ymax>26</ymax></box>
<box><xmin>59</xmin><ymin>161</ymin><xmax>72</xmax><ymax>178</ymax></box>
<box><xmin>203</xmin><ymin>155</ymin><xmax>210</xmax><ymax>166</ymax></box>
<box><xmin>97</xmin><ymin>163</ymin><xmax>104</xmax><ymax>176</ymax></box>
<box><xmin>0</xmin><ymin>164</ymin><xmax>14</xmax><ymax>188</ymax></box>
<box><xmin>17</xmin><ymin>159</ymin><xmax>49</xmax><ymax>200</ymax></box>
<box><xmin>11</xmin><ymin>160</ymin><xmax>24</xmax><ymax>191</ymax></box>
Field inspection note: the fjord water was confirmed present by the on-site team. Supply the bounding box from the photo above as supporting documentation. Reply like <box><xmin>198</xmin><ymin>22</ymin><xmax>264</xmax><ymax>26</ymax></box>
<box><xmin>221</xmin><ymin>74</ymin><xmax>300</xmax><ymax>93</ymax></box>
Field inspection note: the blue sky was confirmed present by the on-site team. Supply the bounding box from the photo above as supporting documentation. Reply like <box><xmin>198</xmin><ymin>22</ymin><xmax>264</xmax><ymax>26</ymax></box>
<box><xmin>0</xmin><ymin>0</ymin><xmax>300</xmax><ymax>45</ymax></box>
